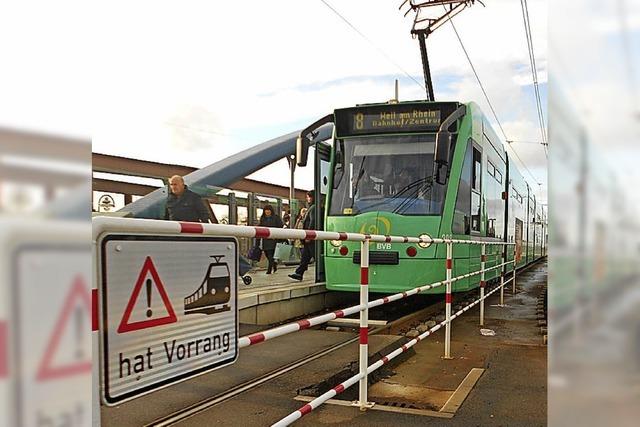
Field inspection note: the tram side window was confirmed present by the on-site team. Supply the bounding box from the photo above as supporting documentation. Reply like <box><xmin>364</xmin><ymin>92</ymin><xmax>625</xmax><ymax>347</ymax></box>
<box><xmin>487</xmin><ymin>161</ymin><xmax>495</xmax><ymax>177</ymax></box>
<box><xmin>332</xmin><ymin>140</ymin><xmax>345</xmax><ymax>189</ymax></box>
<box><xmin>495</xmin><ymin>169</ymin><xmax>502</xmax><ymax>184</ymax></box>
<box><xmin>471</xmin><ymin>146</ymin><xmax>482</xmax><ymax>233</ymax></box>
<box><xmin>472</xmin><ymin>148</ymin><xmax>482</xmax><ymax>191</ymax></box>
<box><xmin>453</xmin><ymin>140</ymin><xmax>473</xmax><ymax>234</ymax></box>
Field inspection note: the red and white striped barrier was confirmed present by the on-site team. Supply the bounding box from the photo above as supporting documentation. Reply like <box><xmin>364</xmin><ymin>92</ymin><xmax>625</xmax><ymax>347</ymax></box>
<box><xmin>444</xmin><ymin>242</ymin><xmax>453</xmax><ymax>359</ymax></box>
<box><xmin>357</xmin><ymin>240</ymin><xmax>370</xmax><ymax>409</ymax></box>
<box><xmin>238</xmin><ymin>259</ymin><xmax>514</xmax><ymax>349</ymax></box>
<box><xmin>92</xmin><ymin>217</ymin><xmax>515</xmax><ymax>426</ymax></box>
<box><xmin>92</xmin><ymin>217</ymin><xmax>512</xmax><ymax>247</ymax></box>
<box><xmin>238</xmin><ymin>306</ymin><xmax>361</xmax><ymax>348</ymax></box>
<box><xmin>272</xmin><ymin>277</ymin><xmax>515</xmax><ymax>426</ymax></box>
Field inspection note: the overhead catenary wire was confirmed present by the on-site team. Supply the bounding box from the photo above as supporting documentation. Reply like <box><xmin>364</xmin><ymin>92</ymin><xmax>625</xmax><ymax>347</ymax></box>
<box><xmin>519</xmin><ymin>0</ymin><xmax>548</xmax><ymax>158</ymax></box>
<box><xmin>445</xmin><ymin>12</ymin><xmax>543</xmax><ymax>186</ymax></box>
<box><xmin>506</xmin><ymin>141</ymin><xmax>543</xmax><ymax>186</ymax></box>
<box><xmin>322</xmin><ymin>0</ymin><xmax>545</xmax><ymax>186</ymax></box>
<box><xmin>446</xmin><ymin>15</ymin><xmax>508</xmax><ymax>141</ymax></box>
<box><xmin>319</xmin><ymin>0</ymin><xmax>426</xmax><ymax>92</ymax></box>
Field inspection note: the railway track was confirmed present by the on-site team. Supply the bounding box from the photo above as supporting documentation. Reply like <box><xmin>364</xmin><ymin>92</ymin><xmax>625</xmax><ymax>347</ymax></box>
<box><xmin>147</xmin><ymin>294</ymin><xmax>448</xmax><ymax>426</ymax></box>
<box><xmin>148</xmin><ymin>261</ymin><xmax>540</xmax><ymax>426</ymax></box>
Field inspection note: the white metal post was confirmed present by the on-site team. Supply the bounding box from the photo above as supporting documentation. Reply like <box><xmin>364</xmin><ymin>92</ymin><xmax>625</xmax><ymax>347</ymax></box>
<box><xmin>358</xmin><ymin>239</ymin><xmax>370</xmax><ymax>410</ymax></box>
<box><xmin>444</xmin><ymin>241</ymin><xmax>453</xmax><ymax>359</ymax></box>
<box><xmin>480</xmin><ymin>243</ymin><xmax>486</xmax><ymax>326</ymax></box>
<box><xmin>512</xmin><ymin>254</ymin><xmax>517</xmax><ymax>294</ymax></box>
<box><xmin>500</xmin><ymin>244</ymin><xmax>505</xmax><ymax>306</ymax></box>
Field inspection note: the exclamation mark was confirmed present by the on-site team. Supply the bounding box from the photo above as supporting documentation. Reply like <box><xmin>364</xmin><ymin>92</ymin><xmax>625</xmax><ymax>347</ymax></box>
<box><xmin>146</xmin><ymin>278</ymin><xmax>153</xmax><ymax>318</ymax></box>
<box><xmin>75</xmin><ymin>306</ymin><xmax>83</xmax><ymax>359</ymax></box>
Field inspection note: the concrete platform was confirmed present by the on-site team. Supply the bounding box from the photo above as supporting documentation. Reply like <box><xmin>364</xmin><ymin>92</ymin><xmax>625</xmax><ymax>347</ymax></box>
<box><xmin>241</xmin><ymin>264</ymin><xmax>317</xmax><ymax>291</ymax></box>
<box><xmin>239</xmin><ymin>265</ymin><xmax>357</xmax><ymax>325</ymax></box>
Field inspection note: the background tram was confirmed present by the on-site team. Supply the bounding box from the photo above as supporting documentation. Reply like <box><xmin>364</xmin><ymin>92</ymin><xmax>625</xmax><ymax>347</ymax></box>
<box><xmin>297</xmin><ymin>100</ymin><xmax>547</xmax><ymax>294</ymax></box>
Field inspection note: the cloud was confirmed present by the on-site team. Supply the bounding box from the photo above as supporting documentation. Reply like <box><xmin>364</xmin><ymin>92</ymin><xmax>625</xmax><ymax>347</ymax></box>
<box><xmin>1</xmin><ymin>0</ymin><xmax>550</xmax><ymax>198</ymax></box>
<box><xmin>166</xmin><ymin>105</ymin><xmax>226</xmax><ymax>151</ymax></box>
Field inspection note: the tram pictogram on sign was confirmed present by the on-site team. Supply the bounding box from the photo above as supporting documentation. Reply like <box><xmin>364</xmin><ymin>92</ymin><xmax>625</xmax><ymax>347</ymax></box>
<box><xmin>117</xmin><ymin>256</ymin><xmax>177</xmax><ymax>333</ymax></box>
<box><xmin>184</xmin><ymin>255</ymin><xmax>232</xmax><ymax>316</ymax></box>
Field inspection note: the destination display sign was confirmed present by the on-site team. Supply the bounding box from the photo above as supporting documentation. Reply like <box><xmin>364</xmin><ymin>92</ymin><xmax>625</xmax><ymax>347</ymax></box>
<box><xmin>99</xmin><ymin>235</ymin><xmax>238</xmax><ymax>405</ymax></box>
<box><xmin>335</xmin><ymin>102</ymin><xmax>459</xmax><ymax>137</ymax></box>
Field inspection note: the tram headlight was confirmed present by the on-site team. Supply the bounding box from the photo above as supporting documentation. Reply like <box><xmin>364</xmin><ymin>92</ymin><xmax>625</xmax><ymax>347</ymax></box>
<box><xmin>418</xmin><ymin>234</ymin><xmax>432</xmax><ymax>249</ymax></box>
<box><xmin>330</xmin><ymin>240</ymin><xmax>342</xmax><ymax>247</ymax></box>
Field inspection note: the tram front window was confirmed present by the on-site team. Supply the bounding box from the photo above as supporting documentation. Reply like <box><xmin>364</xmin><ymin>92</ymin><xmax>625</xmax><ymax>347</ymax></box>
<box><xmin>207</xmin><ymin>264</ymin><xmax>230</xmax><ymax>293</ymax></box>
<box><xmin>330</xmin><ymin>135</ymin><xmax>448</xmax><ymax>216</ymax></box>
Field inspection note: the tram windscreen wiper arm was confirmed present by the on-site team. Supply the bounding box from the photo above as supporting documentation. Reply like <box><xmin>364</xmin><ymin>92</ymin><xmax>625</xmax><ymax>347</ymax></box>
<box><xmin>392</xmin><ymin>178</ymin><xmax>434</xmax><ymax>215</ymax></box>
<box><xmin>348</xmin><ymin>156</ymin><xmax>367</xmax><ymax>210</ymax></box>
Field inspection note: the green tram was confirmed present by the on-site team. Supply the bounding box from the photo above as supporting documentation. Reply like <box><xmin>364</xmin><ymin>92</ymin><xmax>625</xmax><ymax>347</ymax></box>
<box><xmin>299</xmin><ymin>100</ymin><xmax>546</xmax><ymax>294</ymax></box>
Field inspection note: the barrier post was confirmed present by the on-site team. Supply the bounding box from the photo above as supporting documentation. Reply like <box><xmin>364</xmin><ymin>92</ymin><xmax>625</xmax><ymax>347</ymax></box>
<box><xmin>500</xmin><ymin>244</ymin><xmax>505</xmax><ymax>306</ymax></box>
<box><xmin>480</xmin><ymin>243</ymin><xmax>486</xmax><ymax>326</ymax></box>
<box><xmin>512</xmin><ymin>254</ymin><xmax>517</xmax><ymax>294</ymax></box>
<box><xmin>357</xmin><ymin>238</ymin><xmax>371</xmax><ymax>410</ymax></box>
<box><xmin>444</xmin><ymin>241</ymin><xmax>453</xmax><ymax>359</ymax></box>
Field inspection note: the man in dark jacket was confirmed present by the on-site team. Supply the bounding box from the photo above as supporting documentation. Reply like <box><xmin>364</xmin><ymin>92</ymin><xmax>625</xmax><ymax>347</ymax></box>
<box><xmin>289</xmin><ymin>191</ymin><xmax>315</xmax><ymax>281</ymax></box>
<box><xmin>164</xmin><ymin>175</ymin><xmax>215</xmax><ymax>223</ymax></box>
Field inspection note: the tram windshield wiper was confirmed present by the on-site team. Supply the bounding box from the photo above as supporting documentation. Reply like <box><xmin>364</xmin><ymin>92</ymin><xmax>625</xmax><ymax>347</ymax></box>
<box><xmin>356</xmin><ymin>176</ymin><xmax>432</xmax><ymax>214</ymax></box>
<box><xmin>392</xmin><ymin>177</ymin><xmax>434</xmax><ymax>215</ymax></box>
<box><xmin>394</xmin><ymin>177</ymin><xmax>431</xmax><ymax>198</ymax></box>
<box><xmin>348</xmin><ymin>156</ymin><xmax>368</xmax><ymax>210</ymax></box>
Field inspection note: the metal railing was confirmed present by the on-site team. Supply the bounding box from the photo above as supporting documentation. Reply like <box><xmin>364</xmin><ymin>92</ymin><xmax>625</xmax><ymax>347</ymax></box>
<box><xmin>92</xmin><ymin>217</ymin><xmax>515</xmax><ymax>426</ymax></box>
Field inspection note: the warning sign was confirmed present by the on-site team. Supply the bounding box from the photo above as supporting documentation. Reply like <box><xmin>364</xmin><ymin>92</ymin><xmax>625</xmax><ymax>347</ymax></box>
<box><xmin>36</xmin><ymin>275</ymin><xmax>92</xmax><ymax>381</ymax></box>
<box><xmin>98</xmin><ymin>235</ymin><xmax>238</xmax><ymax>405</ymax></box>
<box><xmin>13</xmin><ymin>245</ymin><xmax>92</xmax><ymax>427</ymax></box>
<box><xmin>117</xmin><ymin>257</ymin><xmax>177</xmax><ymax>333</ymax></box>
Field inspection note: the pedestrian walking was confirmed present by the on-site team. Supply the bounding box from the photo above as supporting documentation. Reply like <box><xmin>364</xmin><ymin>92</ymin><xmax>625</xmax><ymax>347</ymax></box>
<box><xmin>258</xmin><ymin>204</ymin><xmax>283</xmax><ymax>274</ymax></box>
<box><xmin>164</xmin><ymin>175</ymin><xmax>217</xmax><ymax>223</ymax></box>
<box><xmin>289</xmin><ymin>191</ymin><xmax>315</xmax><ymax>281</ymax></box>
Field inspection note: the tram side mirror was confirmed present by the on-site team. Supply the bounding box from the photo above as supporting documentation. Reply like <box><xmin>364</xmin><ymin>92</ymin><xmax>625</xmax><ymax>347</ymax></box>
<box><xmin>296</xmin><ymin>135</ymin><xmax>310</xmax><ymax>167</ymax></box>
<box><xmin>434</xmin><ymin>130</ymin><xmax>451</xmax><ymax>185</ymax></box>
<box><xmin>435</xmin><ymin>130</ymin><xmax>451</xmax><ymax>165</ymax></box>
<box><xmin>332</xmin><ymin>144</ymin><xmax>344</xmax><ymax>189</ymax></box>
<box><xmin>435</xmin><ymin>164</ymin><xmax>448</xmax><ymax>185</ymax></box>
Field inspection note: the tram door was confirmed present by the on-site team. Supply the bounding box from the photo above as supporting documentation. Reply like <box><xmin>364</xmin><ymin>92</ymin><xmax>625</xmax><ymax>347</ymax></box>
<box><xmin>515</xmin><ymin>219</ymin><xmax>523</xmax><ymax>265</ymax></box>
<box><xmin>314</xmin><ymin>142</ymin><xmax>331</xmax><ymax>283</ymax></box>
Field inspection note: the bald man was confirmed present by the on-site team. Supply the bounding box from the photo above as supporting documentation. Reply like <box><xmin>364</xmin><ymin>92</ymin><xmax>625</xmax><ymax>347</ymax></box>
<box><xmin>164</xmin><ymin>175</ymin><xmax>215</xmax><ymax>223</ymax></box>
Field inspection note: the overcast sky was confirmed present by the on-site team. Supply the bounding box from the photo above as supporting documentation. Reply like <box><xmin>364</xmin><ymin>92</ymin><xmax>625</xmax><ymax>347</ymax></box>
<box><xmin>550</xmin><ymin>0</ymin><xmax>640</xmax><ymax>211</ymax></box>
<box><xmin>4</xmin><ymin>0</ymin><xmax>550</xmax><ymax>202</ymax></box>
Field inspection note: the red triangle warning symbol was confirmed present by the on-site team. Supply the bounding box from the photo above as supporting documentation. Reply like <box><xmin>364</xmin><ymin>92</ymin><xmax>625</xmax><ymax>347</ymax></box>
<box><xmin>117</xmin><ymin>256</ymin><xmax>177</xmax><ymax>333</ymax></box>
<box><xmin>36</xmin><ymin>275</ymin><xmax>92</xmax><ymax>381</ymax></box>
